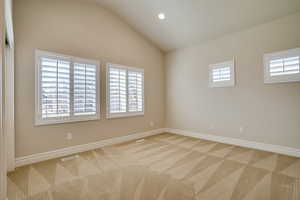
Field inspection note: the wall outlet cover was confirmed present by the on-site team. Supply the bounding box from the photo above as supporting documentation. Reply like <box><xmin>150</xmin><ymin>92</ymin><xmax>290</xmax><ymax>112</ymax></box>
<box><xmin>239</xmin><ymin>127</ymin><xmax>244</xmax><ymax>133</ymax></box>
<box><xmin>66</xmin><ymin>133</ymin><xmax>73</xmax><ymax>140</ymax></box>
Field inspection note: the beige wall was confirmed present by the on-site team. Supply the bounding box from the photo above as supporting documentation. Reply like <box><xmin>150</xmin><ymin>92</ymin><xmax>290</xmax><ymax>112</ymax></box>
<box><xmin>166</xmin><ymin>13</ymin><xmax>300</xmax><ymax>149</ymax></box>
<box><xmin>14</xmin><ymin>0</ymin><xmax>165</xmax><ymax>157</ymax></box>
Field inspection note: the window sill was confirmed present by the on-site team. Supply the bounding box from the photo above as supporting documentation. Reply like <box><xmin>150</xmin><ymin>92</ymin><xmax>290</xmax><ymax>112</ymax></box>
<box><xmin>264</xmin><ymin>73</ymin><xmax>300</xmax><ymax>84</ymax></box>
<box><xmin>35</xmin><ymin>115</ymin><xmax>100</xmax><ymax>126</ymax></box>
<box><xmin>106</xmin><ymin>112</ymin><xmax>144</xmax><ymax>119</ymax></box>
<box><xmin>209</xmin><ymin>79</ymin><xmax>235</xmax><ymax>88</ymax></box>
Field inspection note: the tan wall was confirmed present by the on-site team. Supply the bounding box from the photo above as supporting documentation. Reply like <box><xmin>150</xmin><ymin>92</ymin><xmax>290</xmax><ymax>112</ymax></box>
<box><xmin>166</xmin><ymin>13</ymin><xmax>300</xmax><ymax>149</ymax></box>
<box><xmin>14</xmin><ymin>0</ymin><xmax>165</xmax><ymax>157</ymax></box>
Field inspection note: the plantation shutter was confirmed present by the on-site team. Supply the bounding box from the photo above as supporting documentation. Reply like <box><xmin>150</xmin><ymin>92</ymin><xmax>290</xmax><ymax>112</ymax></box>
<box><xmin>269</xmin><ymin>56</ymin><xmax>300</xmax><ymax>76</ymax></box>
<box><xmin>209</xmin><ymin>60</ymin><xmax>235</xmax><ymax>88</ymax></box>
<box><xmin>36</xmin><ymin>50</ymin><xmax>100</xmax><ymax>125</ymax></box>
<box><xmin>128</xmin><ymin>71</ymin><xmax>144</xmax><ymax>112</ymax></box>
<box><xmin>107</xmin><ymin>64</ymin><xmax>144</xmax><ymax>118</ymax></box>
<box><xmin>74</xmin><ymin>63</ymin><xmax>97</xmax><ymax>116</ymax></box>
<box><xmin>40</xmin><ymin>57</ymin><xmax>71</xmax><ymax>118</ymax></box>
<box><xmin>264</xmin><ymin>48</ymin><xmax>300</xmax><ymax>83</ymax></box>
<box><xmin>108</xmin><ymin>66</ymin><xmax>127</xmax><ymax>113</ymax></box>
<box><xmin>212</xmin><ymin>67</ymin><xmax>231</xmax><ymax>82</ymax></box>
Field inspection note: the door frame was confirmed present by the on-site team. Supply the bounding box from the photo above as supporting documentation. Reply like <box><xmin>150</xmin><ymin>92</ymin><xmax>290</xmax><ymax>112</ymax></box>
<box><xmin>0</xmin><ymin>0</ymin><xmax>7</xmax><ymax>198</ymax></box>
<box><xmin>4</xmin><ymin>40</ymin><xmax>14</xmax><ymax>172</ymax></box>
<box><xmin>4</xmin><ymin>0</ymin><xmax>14</xmax><ymax>172</ymax></box>
<box><xmin>1</xmin><ymin>0</ymin><xmax>13</xmax><ymax>199</ymax></box>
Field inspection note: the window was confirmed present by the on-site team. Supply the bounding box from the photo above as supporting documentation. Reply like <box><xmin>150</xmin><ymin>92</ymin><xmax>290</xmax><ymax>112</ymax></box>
<box><xmin>106</xmin><ymin>63</ymin><xmax>144</xmax><ymax>118</ymax></box>
<box><xmin>35</xmin><ymin>50</ymin><xmax>100</xmax><ymax>125</ymax></box>
<box><xmin>264</xmin><ymin>48</ymin><xmax>300</xmax><ymax>83</ymax></box>
<box><xmin>209</xmin><ymin>60</ymin><xmax>235</xmax><ymax>87</ymax></box>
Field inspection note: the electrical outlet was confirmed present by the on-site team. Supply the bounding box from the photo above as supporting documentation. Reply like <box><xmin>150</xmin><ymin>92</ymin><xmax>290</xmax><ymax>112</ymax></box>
<box><xmin>209</xmin><ymin>124</ymin><xmax>214</xmax><ymax>129</ymax></box>
<box><xmin>66</xmin><ymin>132</ymin><xmax>73</xmax><ymax>140</ymax></box>
<box><xmin>239</xmin><ymin>126</ymin><xmax>244</xmax><ymax>133</ymax></box>
<box><xmin>150</xmin><ymin>121</ymin><xmax>154</xmax><ymax>127</ymax></box>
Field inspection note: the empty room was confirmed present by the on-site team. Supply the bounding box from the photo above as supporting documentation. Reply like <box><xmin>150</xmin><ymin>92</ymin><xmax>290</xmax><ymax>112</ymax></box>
<box><xmin>0</xmin><ymin>0</ymin><xmax>300</xmax><ymax>199</ymax></box>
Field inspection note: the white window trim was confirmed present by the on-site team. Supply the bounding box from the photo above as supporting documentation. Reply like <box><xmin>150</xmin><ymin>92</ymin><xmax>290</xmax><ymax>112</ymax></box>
<box><xmin>264</xmin><ymin>48</ymin><xmax>300</xmax><ymax>84</ymax></box>
<box><xmin>35</xmin><ymin>49</ymin><xmax>101</xmax><ymax>126</ymax></box>
<box><xmin>106</xmin><ymin>63</ymin><xmax>145</xmax><ymax>119</ymax></box>
<box><xmin>209</xmin><ymin>59</ymin><xmax>235</xmax><ymax>88</ymax></box>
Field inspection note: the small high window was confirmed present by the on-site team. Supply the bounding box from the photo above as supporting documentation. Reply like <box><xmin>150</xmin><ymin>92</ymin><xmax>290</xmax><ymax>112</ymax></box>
<box><xmin>264</xmin><ymin>48</ymin><xmax>300</xmax><ymax>83</ymax></box>
<box><xmin>209</xmin><ymin>60</ymin><xmax>235</xmax><ymax>88</ymax></box>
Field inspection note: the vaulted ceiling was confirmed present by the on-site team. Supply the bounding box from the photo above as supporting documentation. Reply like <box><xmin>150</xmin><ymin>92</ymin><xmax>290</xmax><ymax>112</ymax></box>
<box><xmin>96</xmin><ymin>0</ymin><xmax>300</xmax><ymax>52</ymax></box>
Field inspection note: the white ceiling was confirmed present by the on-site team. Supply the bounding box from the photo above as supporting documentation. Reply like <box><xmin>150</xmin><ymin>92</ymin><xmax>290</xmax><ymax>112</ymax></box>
<box><xmin>96</xmin><ymin>0</ymin><xmax>300</xmax><ymax>52</ymax></box>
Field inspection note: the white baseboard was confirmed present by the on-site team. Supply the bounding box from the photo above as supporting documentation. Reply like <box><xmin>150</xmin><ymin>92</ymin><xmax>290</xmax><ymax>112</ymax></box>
<box><xmin>166</xmin><ymin>128</ymin><xmax>300</xmax><ymax>158</ymax></box>
<box><xmin>14</xmin><ymin>127</ymin><xmax>300</xmax><ymax>168</ymax></box>
<box><xmin>15</xmin><ymin>128</ymin><xmax>166</xmax><ymax>167</ymax></box>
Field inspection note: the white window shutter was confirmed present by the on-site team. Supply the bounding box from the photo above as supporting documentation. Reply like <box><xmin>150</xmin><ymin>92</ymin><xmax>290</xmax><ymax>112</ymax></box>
<box><xmin>209</xmin><ymin>60</ymin><xmax>235</xmax><ymax>88</ymax></box>
<box><xmin>269</xmin><ymin>56</ymin><xmax>299</xmax><ymax>77</ymax></box>
<box><xmin>36</xmin><ymin>50</ymin><xmax>100</xmax><ymax>125</ymax></box>
<box><xmin>264</xmin><ymin>48</ymin><xmax>300</xmax><ymax>83</ymax></box>
<box><xmin>40</xmin><ymin>57</ymin><xmax>71</xmax><ymax>118</ymax></box>
<box><xmin>212</xmin><ymin>67</ymin><xmax>231</xmax><ymax>82</ymax></box>
<box><xmin>128</xmin><ymin>71</ymin><xmax>144</xmax><ymax>112</ymax></box>
<box><xmin>108</xmin><ymin>66</ymin><xmax>127</xmax><ymax>114</ymax></box>
<box><xmin>107</xmin><ymin>64</ymin><xmax>144</xmax><ymax>118</ymax></box>
<box><xmin>73</xmin><ymin>63</ymin><xmax>97</xmax><ymax>116</ymax></box>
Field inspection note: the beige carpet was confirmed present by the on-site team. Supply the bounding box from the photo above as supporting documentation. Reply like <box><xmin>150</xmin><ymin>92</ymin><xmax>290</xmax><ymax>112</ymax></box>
<box><xmin>8</xmin><ymin>133</ymin><xmax>300</xmax><ymax>200</ymax></box>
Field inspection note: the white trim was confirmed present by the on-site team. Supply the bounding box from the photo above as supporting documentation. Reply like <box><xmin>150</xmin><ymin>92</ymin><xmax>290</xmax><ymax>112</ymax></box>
<box><xmin>166</xmin><ymin>128</ymin><xmax>300</xmax><ymax>157</ymax></box>
<box><xmin>0</xmin><ymin>44</ymin><xmax>5</xmax><ymax>200</ymax></box>
<box><xmin>106</xmin><ymin>112</ymin><xmax>144</xmax><ymax>119</ymax></box>
<box><xmin>4</xmin><ymin>44</ymin><xmax>15</xmax><ymax>171</ymax></box>
<box><xmin>35</xmin><ymin>115</ymin><xmax>100</xmax><ymax>126</ymax></box>
<box><xmin>0</xmin><ymin>1</ymin><xmax>12</xmax><ymax>199</ymax></box>
<box><xmin>209</xmin><ymin>59</ymin><xmax>235</xmax><ymax>88</ymax></box>
<box><xmin>264</xmin><ymin>47</ymin><xmax>300</xmax><ymax>84</ymax></box>
<box><xmin>15</xmin><ymin>128</ymin><xmax>166</xmax><ymax>167</ymax></box>
<box><xmin>106</xmin><ymin>63</ymin><xmax>144</xmax><ymax>72</ymax></box>
<box><xmin>4</xmin><ymin>0</ymin><xmax>15</xmax><ymax>172</ymax></box>
<box><xmin>106</xmin><ymin>63</ymin><xmax>145</xmax><ymax>119</ymax></box>
<box><xmin>35</xmin><ymin>49</ymin><xmax>101</xmax><ymax>126</ymax></box>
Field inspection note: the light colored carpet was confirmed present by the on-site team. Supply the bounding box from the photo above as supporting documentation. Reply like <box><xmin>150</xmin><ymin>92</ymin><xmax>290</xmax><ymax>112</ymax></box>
<box><xmin>8</xmin><ymin>133</ymin><xmax>300</xmax><ymax>200</ymax></box>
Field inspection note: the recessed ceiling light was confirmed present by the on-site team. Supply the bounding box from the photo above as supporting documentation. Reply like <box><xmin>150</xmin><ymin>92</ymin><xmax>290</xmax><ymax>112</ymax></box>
<box><xmin>158</xmin><ymin>13</ymin><xmax>165</xmax><ymax>20</ymax></box>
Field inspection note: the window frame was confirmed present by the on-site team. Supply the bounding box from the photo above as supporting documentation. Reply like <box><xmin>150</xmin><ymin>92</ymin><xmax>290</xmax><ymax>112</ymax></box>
<box><xmin>106</xmin><ymin>63</ymin><xmax>144</xmax><ymax>119</ymax></box>
<box><xmin>264</xmin><ymin>48</ymin><xmax>300</xmax><ymax>84</ymax></box>
<box><xmin>208</xmin><ymin>60</ymin><xmax>235</xmax><ymax>88</ymax></box>
<box><xmin>35</xmin><ymin>49</ymin><xmax>100</xmax><ymax>126</ymax></box>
